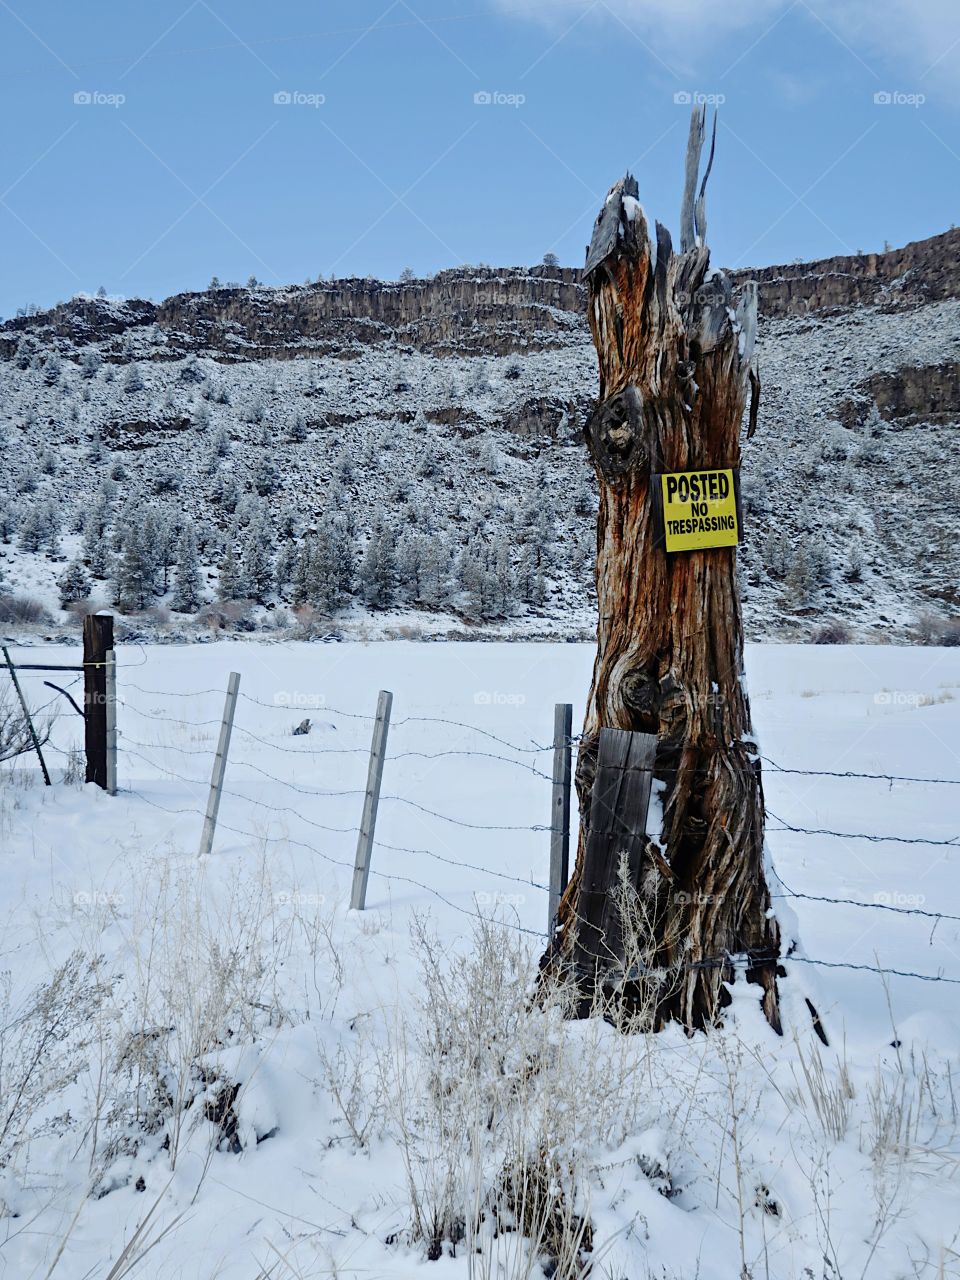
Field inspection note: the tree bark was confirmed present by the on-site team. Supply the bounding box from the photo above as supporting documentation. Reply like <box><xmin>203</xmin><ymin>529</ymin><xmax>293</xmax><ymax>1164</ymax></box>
<box><xmin>549</xmin><ymin>114</ymin><xmax>781</xmax><ymax>1033</ymax></box>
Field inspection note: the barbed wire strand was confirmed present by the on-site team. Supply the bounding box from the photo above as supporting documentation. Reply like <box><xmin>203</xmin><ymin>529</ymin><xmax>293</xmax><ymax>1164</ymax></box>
<box><xmin>761</xmin><ymin>754</ymin><xmax>960</xmax><ymax>787</ymax></box>
<box><xmin>773</xmin><ymin>873</ymin><xmax>960</xmax><ymax>926</ymax></box>
<box><xmin>373</xmin><ymin>837</ymin><xmax>549</xmax><ymax>892</ymax></box>
<box><xmin>238</xmin><ymin>691</ymin><xmax>375</xmax><ymax>721</ymax></box>
<box><xmin>767</xmin><ymin>809</ymin><xmax>959</xmax><ymax>849</ymax></box>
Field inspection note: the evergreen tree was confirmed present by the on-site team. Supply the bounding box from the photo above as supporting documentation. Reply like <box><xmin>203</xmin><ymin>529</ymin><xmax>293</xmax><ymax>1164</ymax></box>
<box><xmin>0</xmin><ymin>503</ymin><xmax>17</xmax><ymax>543</ymax></box>
<box><xmin>18</xmin><ymin>505</ymin><xmax>44</xmax><ymax>553</ymax></box>
<box><xmin>218</xmin><ymin>537</ymin><xmax>248</xmax><ymax>601</ymax></box>
<box><xmin>58</xmin><ymin>559</ymin><xmax>91</xmax><ymax>607</ymax></box>
<box><xmin>217</xmin><ymin>472</ymin><xmax>240</xmax><ymax>513</ymax></box>
<box><xmin>292</xmin><ymin>537</ymin><xmax>316</xmax><ymax>606</ymax></box>
<box><xmin>82</xmin><ymin>500</ymin><xmax>111</xmax><ymax>578</ymax></box>
<box><xmin>396</xmin><ymin>529</ymin><xmax>424</xmax><ymax>603</ymax></box>
<box><xmin>43</xmin><ymin>353</ymin><xmax>62</xmax><ymax>386</ymax></box>
<box><xmin>785</xmin><ymin>547</ymin><xmax>814</xmax><ymax>606</ymax></box>
<box><xmin>252</xmin><ymin>450</ymin><xmax>279</xmax><ymax>496</ymax></box>
<box><xmin>123</xmin><ymin>363</ymin><xmax>144</xmax><ymax>394</ymax></box>
<box><xmin>241</xmin><ymin>509</ymin><xmax>274</xmax><ymax>602</ymax></box>
<box><xmin>41</xmin><ymin>499</ymin><xmax>61</xmax><ymax>557</ymax></box>
<box><xmin>112</xmin><ymin>518</ymin><xmax>155</xmax><ymax>610</ymax></box>
<box><xmin>359</xmin><ymin>517</ymin><xmax>397</xmax><ymax>609</ymax></box>
<box><xmin>172</xmin><ymin>521</ymin><xmax>203</xmax><ymax>611</ymax></box>
<box><xmin>274</xmin><ymin>539</ymin><xmax>298</xmax><ymax>596</ymax></box>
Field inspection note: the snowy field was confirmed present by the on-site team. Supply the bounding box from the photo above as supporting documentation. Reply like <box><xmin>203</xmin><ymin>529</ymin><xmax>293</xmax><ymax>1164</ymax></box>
<box><xmin>1</xmin><ymin>640</ymin><xmax>959</xmax><ymax>1279</ymax></box>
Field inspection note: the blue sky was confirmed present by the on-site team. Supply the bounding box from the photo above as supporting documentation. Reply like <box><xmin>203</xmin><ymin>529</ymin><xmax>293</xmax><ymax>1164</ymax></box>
<box><xmin>1</xmin><ymin>0</ymin><xmax>957</xmax><ymax>316</ymax></box>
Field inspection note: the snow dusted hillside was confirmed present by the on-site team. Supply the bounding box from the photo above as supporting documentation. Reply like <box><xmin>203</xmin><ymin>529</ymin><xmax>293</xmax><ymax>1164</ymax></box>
<box><xmin>1</xmin><ymin>639</ymin><xmax>959</xmax><ymax>1278</ymax></box>
<box><xmin>0</xmin><ymin>236</ymin><xmax>958</xmax><ymax>643</ymax></box>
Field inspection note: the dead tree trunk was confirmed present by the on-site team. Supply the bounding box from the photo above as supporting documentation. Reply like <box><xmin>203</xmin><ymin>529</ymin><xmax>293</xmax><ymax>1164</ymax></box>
<box><xmin>549</xmin><ymin>109</ymin><xmax>780</xmax><ymax>1033</ymax></box>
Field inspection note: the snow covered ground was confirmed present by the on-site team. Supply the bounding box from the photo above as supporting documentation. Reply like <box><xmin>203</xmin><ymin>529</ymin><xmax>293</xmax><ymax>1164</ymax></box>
<box><xmin>1</xmin><ymin>640</ymin><xmax>959</xmax><ymax>1279</ymax></box>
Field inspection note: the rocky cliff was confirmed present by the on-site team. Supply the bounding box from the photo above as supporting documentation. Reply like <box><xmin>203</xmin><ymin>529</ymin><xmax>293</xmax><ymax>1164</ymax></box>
<box><xmin>4</xmin><ymin>229</ymin><xmax>958</xmax><ymax>363</ymax></box>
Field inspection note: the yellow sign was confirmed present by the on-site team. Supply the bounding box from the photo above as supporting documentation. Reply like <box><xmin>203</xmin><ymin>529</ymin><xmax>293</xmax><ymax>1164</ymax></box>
<box><xmin>656</xmin><ymin>468</ymin><xmax>741</xmax><ymax>552</ymax></box>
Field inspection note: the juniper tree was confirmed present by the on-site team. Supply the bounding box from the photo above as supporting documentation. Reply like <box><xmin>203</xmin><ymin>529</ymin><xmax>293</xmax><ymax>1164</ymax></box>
<box><xmin>218</xmin><ymin>537</ymin><xmax>248</xmax><ymax>601</ymax></box>
<box><xmin>82</xmin><ymin>501</ymin><xmax>111</xmax><ymax>578</ymax></box>
<box><xmin>418</xmin><ymin>534</ymin><xmax>452</xmax><ymax>608</ymax></box>
<box><xmin>252</xmin><ymin>451</ymin><xmax>279</xmax><ymax>496</ymax></box>
<box><xmin>240</xmin><ymin>509</ymin><xmax>274</xmax><ymax>602</ymax></box>
<box><xmin>359</xmin><ymin>517</ymin><xmax>397</xmax><ymax>609</ymax></box>
<box><xmin>292</xmin><ymin>537</ymin><xmax>316</xmax><ymax>607</ymax></box>
<box><xmin>0</xmin><ymin>504</ymin><xmax>17</xmax><ymax>543</ymax></box>
<box><xmin>216</xmin><ymin>472</ymin><xmax>240</xmax><ymax>514</ymax></box>
<box><xmin>845</xmin><ymin>537</ymin><xmax>865</xmax><ymax>582</ymax></box>
<box><xmin>172</xmin><ymin>521</ymin><xmax>203</xmax><ymax>611</ymax></box>
<box><xmin>295</xmin><ymin>514</ymin><xmax>355</xmax><ymax>613</ymax></box>
<box><xmin>18</xmin><ymin>506</ymin><xmax>45</xmax><ymax>553</ymax></box>
<box><xmin>43</xmin><ymin>353</ymin><xmax>62</xmax><ymax>386</ymax></box>
<box><xmin>274</xmin><ymin>540</ymin><xmax>298</xmax><ymax>596</ymax></box>
<box><xmin>123</xmin><ymin>363</ymin><xmax>144</xmax><ymax>394</ymax></box>
<box><xmin>242</xmin><ymin>393</ymin><xmax>266</xmax><ymax>425</ymax></box>
<box><xmin>478</xmin><ymin>438</ymin><xmax>501</xmax><ymax>476</ymax></box>
<box><xmin>785</xmin><ymin>546</ymin><xmax>814</xmax><ymax>606</ymax></box>
<box><xmin>396</xmin><ymin>530</ymin><xmax>427</xmax><ymax>603</ymax></box>
<box><xmin>41</xmin><ymin>500</ymin><xmax>61</xmax><ymax>557</ymax></box>
<box><xmin>14</xmin><ymin>336</ymin><xmax>36</xmax><ymax>370</ymax></box>
<box><xmin>58</xmin><ymin>559</ymin><xmax>91</xmax><ymax>607</ymax></box>
<box><xmin>112</xmin><ymin>517</ymin><xmax>155</xmax><ymax>610</ymax></box>
<box><xmin>211</xmin><ymin>424</ymin><xmax>231</xmax><ymax>458</ymax></box>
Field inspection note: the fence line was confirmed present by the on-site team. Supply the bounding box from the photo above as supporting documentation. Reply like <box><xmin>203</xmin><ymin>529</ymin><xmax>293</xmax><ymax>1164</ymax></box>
<box><xmin>119</xmin><ymin>790</ymin><xmax>960</xmax><ymax>987</ymax></box>
<box><xmin>10</xmin><ymin>651</ymin><xmax>960</xmax><ymax>989</ymax></box>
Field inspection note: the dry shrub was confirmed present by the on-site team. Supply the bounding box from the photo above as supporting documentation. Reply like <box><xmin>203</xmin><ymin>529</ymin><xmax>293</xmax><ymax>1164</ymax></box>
<box><xmin>291</xmin><ymin>604</ymin><xmax>332</xmax><ymax>638</ymax></box>
<box><xmin>0</xmin><ymin>593</ymin><xmax>52</xmax><ymax>624</ymax></box>
<box><xmin>811</xmin><ymin>619</ymin><xmax>853</xmax><ymax>645</ymax></box>
<box><xmin>386</xmin><ymin>911</ymin><xmax>656</xmax><ymax>1274</ymax></box>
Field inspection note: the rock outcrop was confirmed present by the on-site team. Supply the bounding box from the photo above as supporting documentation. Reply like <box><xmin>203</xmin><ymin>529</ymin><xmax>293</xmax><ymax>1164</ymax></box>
<box><xmin>4</xmin><ymin>228</ymin><xmax>958</xmax><ymax>362</ymax></box>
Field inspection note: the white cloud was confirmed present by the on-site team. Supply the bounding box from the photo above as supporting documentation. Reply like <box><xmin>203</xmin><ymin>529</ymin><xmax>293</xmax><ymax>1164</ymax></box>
<box><xmin>499</xmin><ymin>0</ymin><xmax>960</xmax><ymax>89</ymax></box>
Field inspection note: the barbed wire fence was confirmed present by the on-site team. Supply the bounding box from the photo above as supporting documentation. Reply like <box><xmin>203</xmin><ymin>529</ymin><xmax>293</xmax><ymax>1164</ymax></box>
<box><xmin>5</xmin><ymin>650</ymin><xmax>960</xmax><ymax>992</ymax></box>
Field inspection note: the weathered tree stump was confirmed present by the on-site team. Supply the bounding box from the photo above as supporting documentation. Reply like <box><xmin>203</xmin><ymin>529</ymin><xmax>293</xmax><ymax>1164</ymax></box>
<box><xmin>549</xmin><ymin>109</ymin><xmax>780</xmax><ymax>1033</ymax></box>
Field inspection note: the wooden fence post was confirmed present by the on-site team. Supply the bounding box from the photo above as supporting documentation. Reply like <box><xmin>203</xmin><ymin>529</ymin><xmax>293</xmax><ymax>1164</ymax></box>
<box><xmin>350</xmin><ymin>690</ymin><xmax>393</xmax><ymax>911</ymax></box>
<box><xmin>199</xmin><ymin>672</ymin><xmax>240</xmax><ymax>858</ymax></box>
<box><xmin>548</xmin><ymin>703</ymin><xmax>573</xmax><ymax>933</ymax></box>
<box><xmin>105</xmin><ymin>648</ymin><xmax>117</xmax><ymax>796</ymax></box>
<box><xmin>83</xmin><ymin>613</ymin><xmax>113</xmax><ymax>789</ymax></box>
<box><xmin>572</xmin><ymin>727</ymin><xmax>657</xmax><ymax>980</ymax></box>
<box><xmin>2</xmin><ymin>646</ymin><xmax>51</xmax><ymax>786</ymax></box>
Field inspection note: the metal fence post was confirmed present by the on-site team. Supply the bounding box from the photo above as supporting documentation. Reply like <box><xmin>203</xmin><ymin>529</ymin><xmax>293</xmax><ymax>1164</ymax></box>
<box><xmin>548</xmin><ymin>703</ymin><xmax>573</xmax><ymax>932</ymax></box>
<box><xmin>199</xmin><ymin>671</ymin><xmax>240</xmax><ymax>858</ymax></box>
<box><xmin>351</xmin><ymin>690</ymin><xmax>393</xmax><ymax>910</ymax></box>
<box><xmin>2</xmin><ymin>646</ymin><xmax>51</xmax><ymax>786</ymax></box>
<box><xmin>105</xmin><ymin>648</ymin><xmax>117</xmax><ymax>796</ymax></box>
